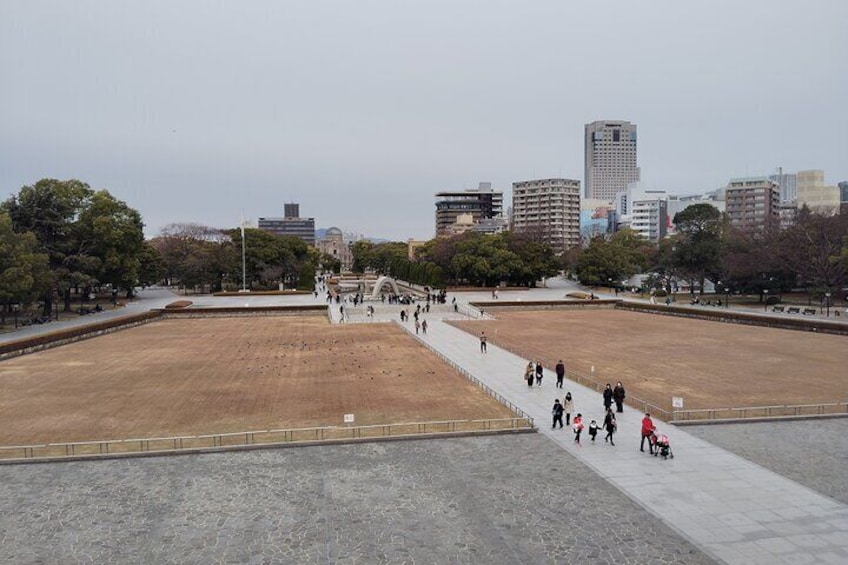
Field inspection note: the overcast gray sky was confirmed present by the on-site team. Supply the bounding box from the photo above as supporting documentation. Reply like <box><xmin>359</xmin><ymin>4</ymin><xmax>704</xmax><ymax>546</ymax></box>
<box><xmin>2</xmin><ymin>1</ymin><xmax>846</xmax><ymax>241</ymax></box>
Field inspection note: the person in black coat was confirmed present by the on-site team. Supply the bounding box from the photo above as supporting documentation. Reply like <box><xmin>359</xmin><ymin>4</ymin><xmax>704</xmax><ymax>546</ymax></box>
<box><xmin>613</xmin><ymin>381</ymin><xmax>626</xmax><ymax>413</ymax></box>
<box><xmin>551</xmin><ymin>399</ymin><xmax>564</xmax><ymax>429</ymax></box>
<box><xmin>603</xmin><ymin>408</ymin><xmax>617</xmax><ymax>446</ymax></box>
<box><xmin>603</xmin><ymin>383</ymin><xmax>613</xmax><ymax>411</ymax></box>
<box><xmin>555</xmin><ymin>360</ymin><xmax>565</xmax><ymax>388</ymax></box>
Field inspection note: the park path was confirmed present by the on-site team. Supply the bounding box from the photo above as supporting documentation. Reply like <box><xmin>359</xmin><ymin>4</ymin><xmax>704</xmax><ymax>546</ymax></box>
<box><xmin>389</xmin><ymin>311</ymin><xmax>848</xmax><ymax>565</ymax></box>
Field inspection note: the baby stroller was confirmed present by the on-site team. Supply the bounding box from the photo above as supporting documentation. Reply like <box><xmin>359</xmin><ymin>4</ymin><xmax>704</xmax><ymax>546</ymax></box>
<box><xmin>651</xmin><ymin>432</ymin><xmax>674</xmax><ymax>459</ymax></box>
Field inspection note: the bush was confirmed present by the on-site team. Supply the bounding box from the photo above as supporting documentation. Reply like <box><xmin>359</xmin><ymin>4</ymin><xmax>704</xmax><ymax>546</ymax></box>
<box><xmin>765</xmin><ymin>295</ymin><xmax>781</xmax><ymax>305</ymax></box>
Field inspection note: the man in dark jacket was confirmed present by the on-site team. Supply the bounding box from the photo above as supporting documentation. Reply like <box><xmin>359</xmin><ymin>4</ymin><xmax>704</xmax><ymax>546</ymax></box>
<box><xmin>555</xmin><ymin>360</ymin><xmax>565</xmax><ymax>388</ymax></box>
<box><xmin>551</xmin><ymin>399</ymin><xmax>564</xmax><ymax>429</ymax></box>
<box><xmin>603</xmin><ymin>383</ymin><xmax>614</xmax><ymax>411</ymax></box>
<box><xmin>613</xmin><ymin>381</ymin><xmax>626</xmax><ymax>413</ymax></box>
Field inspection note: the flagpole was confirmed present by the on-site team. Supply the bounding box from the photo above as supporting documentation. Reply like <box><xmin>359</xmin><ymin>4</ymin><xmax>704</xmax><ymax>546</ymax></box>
<box><xmin>241</xmin><ymin>212</ymin><xmax>247</xmax><ymax>292</ymax></box>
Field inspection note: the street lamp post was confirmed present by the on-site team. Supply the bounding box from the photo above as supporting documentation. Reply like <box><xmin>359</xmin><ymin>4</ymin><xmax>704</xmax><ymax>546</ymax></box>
<box><xmin>725</xmin><ymin>288</ymin><xmax>730</xmax><ymax>308</ymax></box>
<box><xmin>826</xmin><ymin>292</ymin><xmax>832</xmax><ymax>317</ymax></box>
<box><xmin>763</xmin><ymin>289</ymin><xmax>769</xmax><ymax>312</ymax></box>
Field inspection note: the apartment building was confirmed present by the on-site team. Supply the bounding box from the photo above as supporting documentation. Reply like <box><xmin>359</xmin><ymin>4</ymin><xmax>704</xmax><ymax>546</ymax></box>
<box><xmin>725</xmin><ymin>177</ymin><xmax>780</xmax><ymax>231</ymax></box>
<box><xmin>511</xmin><ymin>178</ymin><xmax>581</xmax><ymax>253</ymax></box>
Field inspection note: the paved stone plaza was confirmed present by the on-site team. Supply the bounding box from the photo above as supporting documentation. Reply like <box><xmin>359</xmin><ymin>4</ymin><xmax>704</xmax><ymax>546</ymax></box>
<box><xmin>0</xmin><ymin>434</ymin><xmax>714</xmax><ymax>564</ymax></box>
<box><xmin>686</xmin><ymin>419</ymin><xmax>848</xmax><ymax>506</ymax></box>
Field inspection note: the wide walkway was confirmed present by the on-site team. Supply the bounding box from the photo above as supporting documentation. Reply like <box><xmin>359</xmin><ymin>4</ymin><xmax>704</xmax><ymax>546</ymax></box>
<box><xmin>385</xmin><ymin>309</ymin><xmax>848</xmax><ymax>565</ymax></box>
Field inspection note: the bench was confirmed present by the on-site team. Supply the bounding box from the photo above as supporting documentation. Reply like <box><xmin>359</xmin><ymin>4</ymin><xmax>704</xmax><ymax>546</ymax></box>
<box><xmin>787</xmin><ymin>307</ymin><xmax>801</xmax><ymax>314</ymax></box>
<box><xmin>803</xmin><ymin>308</ymin><xmax>816</xmax><ymax>315</ymax></box>
<box><xmin>772</xmin><ymin>305</ymin><xmax>785</xmax><ymax>313</ymax></box>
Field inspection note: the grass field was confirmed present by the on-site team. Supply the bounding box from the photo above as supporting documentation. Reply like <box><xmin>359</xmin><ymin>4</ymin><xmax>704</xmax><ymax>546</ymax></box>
<box><xmin>451</xmin><ymin>309</ymin><xmax>846</xmax><ymax>412</ymax></box>
<box><xmin>0</xmin><ymin>317</ymin><xmax>514</xmax><ymax>445</ymax></box>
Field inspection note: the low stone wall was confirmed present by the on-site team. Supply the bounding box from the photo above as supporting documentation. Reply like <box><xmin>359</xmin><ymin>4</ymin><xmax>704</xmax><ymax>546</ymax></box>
<box><xmin>156</xmin><ymin>305</ymin><xmax>328</xmax><ymax>318</ymax></box>
<box><xmin>212</xmin><ymin>290</ymin><xmax>311</xmax><ymax>297</ymax></box>
<box><xmin>0</xmin><ymin>311</ymin><xmax>163</xmax><ymax>361</ymax></box>
<box><xmin>617</xmin><ymin>301</ymin><xmax>848</xmax><ymax>336</ymax></box>
<box><xmin>469</xmin><ymin>299</ymin><xmax>621</xmax><ymax>312</ymax></box>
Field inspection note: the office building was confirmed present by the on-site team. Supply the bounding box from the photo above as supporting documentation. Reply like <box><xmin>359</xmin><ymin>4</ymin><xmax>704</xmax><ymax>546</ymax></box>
<box><xmin>435</xmin><ymin>182</ymin><xmax>504</xmax><ymax>236</ymax></box>
<box><xmin>612</xmin><ymin>182</ymin><xmax>669</xmax><ymax>242</ymax></box>
<box><xmin>725</xmin><ymin>177</ymin><xmax>780</xmax><ymax>231</ymax></box>
<box><xmin>769</xmin><ymin>168</ymin><xmax>797</xmax><ymax>203</ymax></box>
<box><xmin>584</xmin><ymin>120</ymin><xmax>640</xmax><ymax>201</ymax></box>
<box><xmin>258</xmin><ymin>202</ymin><xmax>316</xmax><ymax>245</ymax></box>
<box><xmin>511</xmin><ymin>178</ymin><xmax>581</xmax><ymax>253</ymax></box>
<box><xmin>796</xmin><ymin>170</ymin><xmax>840</xmax><ymax>216</ymax></box>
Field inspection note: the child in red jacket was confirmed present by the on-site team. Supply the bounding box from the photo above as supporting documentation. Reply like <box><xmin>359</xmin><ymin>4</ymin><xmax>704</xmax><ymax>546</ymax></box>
<box><xmin>572</xmin><ymin>413</ymin><xmax>584</xmax><ymax>445</ymax></box>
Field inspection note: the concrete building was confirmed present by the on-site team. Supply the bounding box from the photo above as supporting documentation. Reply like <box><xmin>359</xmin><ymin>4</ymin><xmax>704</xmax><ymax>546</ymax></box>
<box><xmin>511</xmin><ymin>178</ymin><xmax>581</xmax><ymax>253</ymax></box>
<box><xmin>725</xmin><ymin>177</ymin><xmax>780</xmax><ymax>231</ymax></box>
<box><xmin>769</xmin><ymin>168</ymin><xmax>798</xmax><ymax>203</ymax></box>
<box><xmin>258</xmin><ymin>203</ymin><xmax>316</xmax><ymax>245</ymax></box>
<box><xmin>796</xmin><ymin>170</ymin><xmax>840</xmax><ymax>215</ymax></box>
<box><xmin>434</xmin><ymin>182</ymin><xmax>504</xmax><ymax>236</ymax></box>
<box><xmin>612</xmin><ymin>182</ymin><xmax>669</xmax><ymax>242</ymax></box>
<box><xmin>666</xmin><ymin>192</ymin><xmax>725</xmax><ymax>225</ymax></box>
<box><xmin>315</xmin><ymin>227</ymin><xmax>353</xmax><ymax>271</ymax></box>
<box><xmin>584</xmin><ymin>120</ymin><xmax>640</xmax><ymax>201</ymax></box>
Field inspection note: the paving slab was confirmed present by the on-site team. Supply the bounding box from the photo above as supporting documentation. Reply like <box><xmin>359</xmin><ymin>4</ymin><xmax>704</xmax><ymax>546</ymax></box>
<box><xmin>395</xmin><ymin>311</ymin><xmax>848</xmax><ymax>564</ymax></box>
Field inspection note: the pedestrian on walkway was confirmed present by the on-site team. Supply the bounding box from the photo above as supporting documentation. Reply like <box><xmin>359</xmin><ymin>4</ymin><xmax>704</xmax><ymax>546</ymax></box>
<box><xmin>640</xmin><ymin>413</ymin><xmax>656</xmax><ymax>454</ymax></box>
<box><xmin>603</xmin><ymin>408</ymin><xmax>617</xmax><ymax>446</ymax></box>
<box><xmin>588</xmin><ymin>419</ymin><xmax>599</xmax><ymax>442</ymax></box>
<box><xmin>563</xmin><ymin>392</ymin><xmax>574</xmax><ymax>426</ymax></box>
<box><xmin>551</xmin><ymin>399</ymin><xmax>564</xmax><ymax>429</ymax></box>
<box><xmin>480</xmin><ymin>332</ymin><xmax>487</xmax><ymax>353</ymax></box>
<box><xmin>534</xmin><ymin>361</ymin><xmax>543</xmax><ymax>386</ymax></box>
<box><xmin>555</xmin><ymin>360</ymin><xmax>565</xmax><ymax>388</ymax></box>
<box><xmin>613</xmin><ymin>381</ymin><xmax>626</xmax><ymax>413</ymax></box>
<box><xmin>525</xmin><ymin>362</ymin><xmax>535</xmax><ymax>387</ymax></box>
<box><xmin>572</xmin><ymin>413</ymin><xmax>584</xmax><ymax>445</ymax></box>
<box><xmin>603</xmin><ymin>383</ymin><xmax>613</xmax><ymax>411</ymax></box>
<box><xmin>339</xmin><ymin>305</ymin><xmax>345</xmax><ymax>323</ymax></box>
<box><xmin>414</xmin><ymin>319</ymin><xmax>420</xmax><ymax>334</ymax></box>
<box><xmin>421</xmin><ymin>319</ymin><xmax>427</xmax><ymax>334</ymax></box>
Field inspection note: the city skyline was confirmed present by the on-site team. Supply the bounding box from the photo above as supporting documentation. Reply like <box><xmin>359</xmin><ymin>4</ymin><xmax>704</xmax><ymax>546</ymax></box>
<box><xmin>1</xmin><ymin>1</ymin><xmax>846</xmax><ymax>241</ymax></box>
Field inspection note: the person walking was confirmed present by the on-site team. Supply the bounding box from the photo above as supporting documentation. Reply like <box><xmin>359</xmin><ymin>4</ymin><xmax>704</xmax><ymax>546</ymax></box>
<box><xmin>588</xmin><ymin>419</ymin><xmax>599</xmax><ymax>442</ymax></box>
<box><xmin>480</xmin><ymin>332</ymin><xmax>487</xmax><ymax>353</ymax></box>
<box><xmin>421</xmin><ymin>319</ymin><xmax>428</xmax><ymax>334</ymax></box>
<box><xmin>534</xmin><ymin>361</ymin><xmax>543</xmax><ymax>386</ymax></box>
<box><xmin>525</xmin><ymin>362</ymin><xmax>535</xmax><ymax>387</ymax></box>
<box><xmin>555</xmin><ymin>360</ymin><xmax>565</xmax><ymax>388</ymax></box>
<box><xmin>603</xmin><ymin>383</ymin><xmax>613</xmax><ymax>411</ymax></box>
<box><xmin>572</xmin><ymin>413</ymin><xmax>584</xmax><ymax>445</ymax></box>
<box><xmin>613</xmin><ymin>381</ymin><xmax>626</xmax><ymax>413</ymax></box>
<box><xmin>551</xmin><ymin>399</ymin><xmax>564</xmax><ymax>429</ymax></box>
<box><xmin>603</xmin><ymin>408</ymin><xmax>617</xmax><ymax>446</ymax></box>
<box><xmin>563</xmin><ymin>392</ymin><xmax>574</xmax><ymax>426</ymax></box>
<box><xmin>640</xmin><ymin>413</ymin><xmax>656</xmax><ymax>454</ymax></box>
<box><xmin>414</xmin><ymin>319</ymin><xmax>420</xmax><ymax>334</ymax></box>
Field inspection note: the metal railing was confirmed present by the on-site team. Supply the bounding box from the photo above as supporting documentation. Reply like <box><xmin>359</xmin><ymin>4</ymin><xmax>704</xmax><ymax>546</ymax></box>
<box><xmin>672</xmin><ymin>402</ymin><xmax>848</xmax><ymax>422</ymax></box>
<box><xmin>0</xmin><ymin>418</ymin><xmax>532</xmax><ymax>462</ymax></box>
<box><xmin>400</xmin><ymin>322</ymin><xmax>535</xmax><ymax>425</ymax></box>
<box><xmin>462</xmin><ymin>334</ymin><xmax>673</xmax><ymax>421</ymax></box>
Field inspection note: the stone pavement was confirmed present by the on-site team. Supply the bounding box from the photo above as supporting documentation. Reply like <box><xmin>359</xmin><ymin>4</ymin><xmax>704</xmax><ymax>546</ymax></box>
<box><xmin>0</xmin><ymin>435</ymin><xmax>714</xmax><ymax>564</ymax></box>
<box><xmin>392</xmin><ymin>310</ymin><xmax>848</xmax><ymax>564</ymax></box>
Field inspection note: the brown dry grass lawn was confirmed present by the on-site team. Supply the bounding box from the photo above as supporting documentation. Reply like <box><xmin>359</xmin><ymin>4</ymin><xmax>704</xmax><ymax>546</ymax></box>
<box><xmin>451</xmin><ymin>310</ymin><xmax>846</xmax><ymax>411</ymax></box>
<box><xmin>0</xmin><ymin>317</ymin><xmax>513</xmax><ymax>445</ymax></box>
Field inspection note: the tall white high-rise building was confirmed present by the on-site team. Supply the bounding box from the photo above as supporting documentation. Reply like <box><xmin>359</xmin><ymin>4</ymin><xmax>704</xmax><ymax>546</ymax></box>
<box><xmin>584</xmin><ymin>120</ymin><xmax>640</xmax><ymax>201</ymax></box>
<box><xmin>511</xmin><ymin>178</ymin><xmax>581</xmax><ymax>254</ymax></box>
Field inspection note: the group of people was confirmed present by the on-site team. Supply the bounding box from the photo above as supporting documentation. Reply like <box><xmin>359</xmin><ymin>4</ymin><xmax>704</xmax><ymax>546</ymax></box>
<box><xmin>602</xmin><ymin>382</ymin><xmax>626</xmax><ymax>413</ymax></box>
<box><xmin>551</xmin><ymin>391</ymin><xmax>619</xmax><ymax>446</ymax></box>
